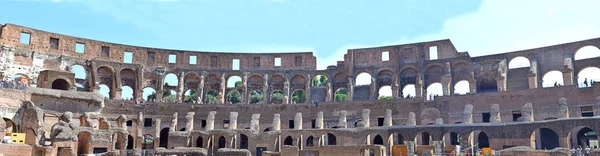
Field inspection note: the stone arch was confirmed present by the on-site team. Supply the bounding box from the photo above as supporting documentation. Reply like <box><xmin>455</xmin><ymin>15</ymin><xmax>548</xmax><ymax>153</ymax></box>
<box><xmin>577</xmin><ymin>67</ymin><xmax>600</xmax><ymax>88</ymax></box>
<box><xmin>270</xmin><ymin>90</ymin><xmax>284</xmax><ymax>104</ymax></box>
<box><xmin>477</xmin><ymin>74</ymin><xmax>498</xmax><ymax>92</ymax></box>
<box><xmin>326</xmin><ymin>133</ymin><xmax>337</xmax><ymax>145</ymax></box>
<box><xmin>376</xmin><ymin>69</ymin><xmax>394</xmax><ymax>87</ymax></box>
<box><xmin>159</xmin><ymin>128</ymin><xmax>169</xmax><ymax>148</ymax></box>
<box><xmin>99</xmin><ymin>84</ymin><xmax>111</xmax><ymax>99</ymax></box>
<box><xmin>183</xmin><ymin>89</ymin><xmax>198</xmax><ymax>103</ymax></box>
<box><xmin>312</xmin><ymin>75</ymin><xmax>328</xmax><ymax>87</ymax></box>
<box><xmin>163</xmin><ymin>73</ymin><xmax>178</xmax><ymax>88</ymax></box>
<box><xmin>425</xmin><ymin>65</ymin><xmax>444</xmax><ymax>86</ymax></box>
<box><xmin>218</xmin><ymin>136</ymin><xmax>226</xmax><ymax>149</ymax></box>
<box><xmin>183</xmin><ymin>72</ymin><xmax>200</xmax><ymax>91</ymax></box>
<box><xmin>420</xmin><ymin>107</ymin><xmax>441</xmax><ymax>125</ymax></box>
<box><xmin>284</xmin><ymin>136</ymin><xmax>293</xmax><ymax>146</ymax></box>
<box><xmin>71</xmin><ymin>64</ymin><xmax>88</xmax><ymax>91</ymax></box>
<box><xmin>334</xmin><ymin>87</ymin><xmax>348</xmax><ymax>102</ymax></box>
<box><xmin>142</xmin><ymin>87</ymin><xmax>157</xmax><ymax>101</ymax></box>
<box><xmin>426</xmin><ymin>82</ymin><xmax>443</xmax><ymax>100</ymax></box>
<box><xmin>452</xmin><ymin>62</ymin><xmax>472</xmax><ymax>83</ymax></box>
<box><xmin>395</xmin><ymin>133</ymin><xmax>405</xmax><ymax>144</ymax></box>
<box><xmin>78</xmin><ymin>131</ymin><xmax>91</xmax><ymax>155</ymax></box>
<box><xmin>574</xmin><ymin>45</ymin><xmax>600</xmax><ymax>60</ymax></box>
<box><xmin>196</xmin><ymin>136</ymin><xmax>203</xmax><ymax>148</ymax></box>
<box><xmin>443</xmin><ymin>132</ymin><xmax>460</xmax><ymax>146</ymax></box>
<box><xmin>205</xmin><ymin>74</ymin><xmax>221</xmax><ymax>90</ymax></box>
<box><xmin>248</xmin><ymin>74</ymin><xmax>264</xmax><ymax>90</ymax></box>
<box><xmin>162</xmin><ymin>89</ymin><xmax>177</xmax><ymax>103</ymax></box>
<box><xmin>249</xmin><ymin>90</ymin><xmax>264</xmax><ymax>104</ymax></box>
<box><xmin>306</xmin><ymin>135</ymin><xmax>314</xmax><ymax>147</ymax></box>
<box><xmin>508</xmin><ymin>56</ymin><xmax>531</xmax><ymax>69</ymax></box>
<box><xmin>97</xmin><ymin>66</ymin><xmax>114</xmax><ymax>98</ymax></box>
<box><xmin>333</xmin><ymin>73</ymin><xmax>349</xmax><ymax>91</ymax></box>
<box><xmin>415</xmin><ymin>132</ymin><xmax>432</xmax><ymax>145</ymax></box>
<box><xmin>291</xmin><ymin>74</ymin><xmax>307</xmax><ymax>91</ymax></box>
<box><xmin>399</xmin><ymin>67</ymin><xmax>418</xmax><ymax>86</ymax></box>
<box><xmin>355</xmin><ymin>71</ymin><xmax>372</xmax><ymax>86</ymax></box>
<box><xmin>226</xmin><ymin>90</ymin><xmax>242</xmax><ymax>104</ymax></box>
<box><xmin>453</xmin><ymin>80</ymin><xmax>470</xmax><ymax>95</ymax></box>
<box><xmin>377</xmin><ymin>85</ymin><xmax>392</xmax><ymax>100</ymax></box>
<box><xmin>127</xmin><ymin>135</ymin><xmax>134</xmax><ymax>149</ymax></box>
<box><xmin>542</xmin><ymin>70</ymin><xmax>564</xmax><ymax>88</ymax></box>
<box><xmin>291</xmin><ymin>89</ymin><xmax>306</xmax><ymax>104</ymax></box>
<box><xmin>121</xmin><ymin>86</ymin><xmax>134</xmax><ymax>100</ymax></box>
<box><xmin>269</xmin><ymin>74</ymin><xmax>286</xmax><ymax>91</ymax></box>
<box><xmin>531</xmin><ymin>128</ymin><xmax>559</xmax><ymax>150</ymax></box>
<box><xmin>120</xmin><ymin>68</ymin><xmax>137</xmax><ymax>99</ymax></box>
<box><xmin>568</xmin><ymin>126</ymin><xmax>598</xmax><ymax>149</ymax></box>
<box><xmin>240</xmin><ymin>134</ymin><xmax>249</xmax><ymax>149</ymax></box>
<box><xmin>226</xmin><ymin>75</ymin><xmax>242</xmax><ymax>88</ymax></box>
<box><xmin>373</xmin><ymin>134</ymin><xmax>384</xmax><ymax>145</ymax></box>
<box><xmin>51</xmin><ymin>79</ymin><xmax>70</xmax><ymax>90</ymax></box>
<box><xmin>401</xmin><ymin>84</ymin><xmax>416</xmax><ymax>99</ymax></box>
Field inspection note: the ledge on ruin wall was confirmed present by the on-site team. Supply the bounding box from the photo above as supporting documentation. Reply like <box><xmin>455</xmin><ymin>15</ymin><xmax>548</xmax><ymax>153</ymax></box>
<box><xmin>495</xmin><ymin>146</ymin><xmax>570</xmax><ymax>156</ymax></box>
<box><xmin>0</xmin><ymin>143</ymin><xmax>33</xmax><ymax>156</ymax></box>
<box><xmin>155</xmin><ymin>147</ymin><xmax>207</xmax><ymax>156</ymax></box>
<box><xmin>14</xmin><ymin>87</ymin><xmax>104</xmax><ymax>113</ymax></box>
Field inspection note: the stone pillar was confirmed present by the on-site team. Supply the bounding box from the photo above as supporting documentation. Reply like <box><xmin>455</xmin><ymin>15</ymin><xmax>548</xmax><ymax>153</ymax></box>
<box><xmin>220</xmin><ymin>73</ymin><xmax>226</xmax><ymax>104</ymax></box>
<box><xmin>361</xmin><ymin>109</ymin><xmax>370</xmax><ymax>128</ymax></box>
<box><xmin>284</xmin><ymin>80</ymin><xmax>290</xmax><ymax>104</ymax></box>
<box><xmin>433</xmin><ymin>141</ymin><xmax>443</xmax><ymax>156</ymax></box>
<box><xmin>405</xmin><ymin>141</ymin><xmax>415</xmax><ymax>156</ymax></box>
<box><xmin>156</xmin><ymin>73</ymin><xmax>164</xmax><ymax>101</ymax></box>
<box><xmin>407</xmin><ymin>112</ymin><xmax>416</xmax><ymax>126</ymax></box>
<box><xmin>177</xmin><ymin>71</ymin><xmax>184</xmax><ymax>103</ymax></box>
<box><xmin>229</xmin><ymin>112</ymin><xmax>238</xmax><ymax>130</ymax></box>
<box><xmin>392</xmin><ymin>76</ymin><xmax>399</xmax><ymax>98</ymax></box>
<box><xmin>114</xmin><ymin>68</ymin><xmax>123</xmax><ymax>100</ymax></box>
<box><xmin>490</xmin><ymin>104</ymin><xmax>501</xmax><ymax>123</ymax></box>
<box><xmin>463</xmin><ymin>104</ymin><xmax>473</xmax><ymax>124</ymax></box>
<box><xmin>305</xmin><ymin>74</ymin><xmax>311</xmax><ymax>103</ymax></box>
<box><xmin>263</xmin><ymin>73</ymin><xmax>269</xmax><ymax>104</ymax></box>
<box><xmin>294</xmin><ymin>113</ymin><xmax>303</xmax><ymax>129</ymax></box>
<box><xmin>528</xmin><ymin>59</ymin><xmax>538</xmax><ymax>89</ymax></box>
<box><xmin>153</xmin><ymin>119</ymin><xmax>161</xmax><ymax>149</ymax></box>
<box><xmin>370</xmin><ymin>77</ymin><xmax>376</xmax><ymax>100</ymax></box>
<box><xmin>348</xmin><ymin>77</ymin><xmax>354</xmax><ymax>101</ymax></box>
<box><xmin>338</xmin><ymin>110</ymin><xmax>347</xmax><ymax>128</ymax></box>
<box><xmin>206</xmin><ymin>111</ymin><xmax>216</xmax><ymax>130</ymax></box>
<box><xmin>441</xmin><ymin>75</ymin><xmax>452</xmax><ymax>96</ymax></box>
<box><xmin>136</xmin><ymin>67</ymin><xmax>144</xmax><ymax>101</ymax></box>
<box><xmin>562</xmin><ymin>57</ymin><xmax>574</xmax><ymax>86</ymax></box>
<box><xmin>557</xmin><ymin>98</ymin><xmax>569</xmax><ymax>119</ymax></box>
<box><xmin>496</xmin><ymin>76</ymin><xmax>506</xmax><ymax>92</ymax></box>
<box><xmin>185</xmin><ymin>112</ymin><xmax>194</xmax><ymax>132</ymax></box>
<box><xmin>316</xmin><ymin>111</ymin><xmax>324</xmax><ymax>129</ymax></box>
<box><xmin>383</xmin><ymin>109</ymin><xmax>392</xmax><ymax>126</ymax></box>
<box><xmin>170</xmin><ymin>112</ymin><xmax>178</xmax><ymax>132</ymax></box>
<box><xmin>243</xmin><ymin>72</ymin><xmax>249</xmax><ymax>104</ymax></box>
<box><xmin>520</xmin><ymin>103</ymin><xmax>534</xmax><ymax>122</ymax></box>
<box><xmin>497</xmin><ymin>59</ymin><xmax>508</xmax><ymax>91</ymax></box>
<box><xmin>136</xmin><ymin>112</ymin><xmax>144</xmax><ymax>149</ymax></box>
<box><xmin>468</xmin><ymin>77</ymin><xmax>477</xmax><ymax>94</ymax></box>
<box><xmin>435</xmin><ymin>118</ymin><xmax>443</xmax><ymax>124</ymax></box>
<box><xmin>251</xmin><ymin>114</ymin><xmax>260</xmax><ymax>132</ymax></box>
<box><xmin>273</xmin><ymin>114</ymin><xmax>281</xmax><ymax>131</ymax></box>
<box><xmin>117</xmin><ymin>115</ymin><xmax>127</xmax><ymax>129</ymax></box>
<box><xmin>326</xmin><ymin>82</ymin><xmax>333</xmax><ymax>102</ymax></box>
<box><xmin>198</xmin><ymin>72</ymin><xmax>206</xmax><ymax>104</ymax></box>
<box><xmin>595</xmin><ymin>96</ymin><xmax>600</xmax><ymax>116</ymax></box>
<box><xmin>416</xmin><ymin>74</ymin><xmax>424</xmax><ymax>97</ymax></box>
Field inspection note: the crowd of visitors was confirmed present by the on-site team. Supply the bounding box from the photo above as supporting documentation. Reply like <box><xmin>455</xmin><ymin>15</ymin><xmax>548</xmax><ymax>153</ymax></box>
<box><xmin>0</xmin><ymin>79</ymin><xmax>28</xmax><ymax>90</ymax></box>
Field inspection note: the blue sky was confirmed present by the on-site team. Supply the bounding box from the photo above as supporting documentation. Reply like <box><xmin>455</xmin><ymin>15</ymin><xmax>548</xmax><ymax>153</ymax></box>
<box><xmin>3</xmin><ymin>0</ymin><xmax>600</xmax><ymax>99</ymax></box>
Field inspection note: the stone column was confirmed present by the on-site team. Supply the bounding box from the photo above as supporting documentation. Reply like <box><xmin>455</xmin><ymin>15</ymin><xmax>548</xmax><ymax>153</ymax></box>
<box><xmin>557</xmin><ymin>98</ymin><xmax>569</xmax><ymax>119</ymax></box>
<box><xmin>468</xmin><ymin>77</ymin><xmax>477</xmax><ymax>94</ymax></box>
<box><xmin>497</xmin><ymin>59</ymin><xmax>508</xmax><ymax>91</ymax></box>
<box><xmin>392</xmin><ymin>77</ymin><xmax>399</xmax><ymax>98</ymax></box>
<box><xmin>284</xmin><ymin>80</ymin><xmax>290</xmax><ymax>104</ymax></box>
<box><xmin>594</xmin><ymin>96</ymin><xmax>600</xmax><ymax>116</ymax></box>
<box><xmin>326</xmin><ymin>82</ymin><xmax>333</xmax><ymax>102</ymax></box>
<box><xmin>370</xmin><ymin>77</ymin><xmax>376</xmax><ymax>100</ymax></box>
<box><xmin>243</xmin><ymin>72</ymin><xmax>249</xmax><ymax>104</ymax></box>
<box><xmin>520</xmin><ymin>103</ymin><xmax>534</xmax><ymax>122</ymax></box>
<box><xmin>251</xmin><ymin>114</ymin><xmax>260</xmax><ymax>132</ymax></box>
<box><xmin>463</xmin><ymin>104</ymin><xmax>473</xmax><ymax>124</ymax></box>
<box><xmin>229</xmin><ymin>112</ymin><xmax>238</xmax><ymax>130</ymax></box>
<box><xmin>433</xmin><ymin>141</ymin><xmax>443</xmax><ymax>156</ymax></box>
<box><xmin>263</xmin><ymin>74</ymin><xmax>269</xmax><ymax>104</ymax></box>
<box><xmin>273</xmin><ymin>114</ymin><xmax>281</xmax><ymax>131</ymax></box>
<box><xmin>170</xmin><ymin>112</ymin><xmax>178</xmax><ymax>132</ymax></box>
<box><xmin>496</xmin><ymin>76</ymin><xmax>506</xmax><ymax>92</ymax></box>
<box><xmin>305</xmin><ymin>74</ymin><xmax>311</xmax><ymax>103</ymax></box>
<box><xmin>490</xmin><ymin>104</ymin><xmax>501</xmax><ymax>123</ymax></box>
<box><xmin>435</xmin><ymin>118</ymin><xmax>443</xmax><ymax>124</ymax></box>
<box><xmin>405</xmin><ymin>141</ymin><xmax>415</xmax><ymax>156</ymax></box>
<box><xmin>407</xmin><ymin>112</ymin><xmax>416</xmax><ymax>126</ymax></box>
<box><xmin>415</xmin><ymin>74</ymin><xmax>424</xmax><ymax>97</ymax></box>
<box><xmin>156</xmin><ymin>73</ymin><xmax>164</xmax><ymax>101</ymax></box>
<box><xmin>316</xmin><ymin>111</ymin><xmax>324</xmax><ymax>129</ymax></box>
<box><xmin>114</xmin><ymin>68</ymin><xmax>123</xmax><ymax>100</ymax></box>
<box><xmin>338</xmin><ymin>110</ymin><xmax>347</xmax><ymax>128</ymax></box>
<box><xmin>361</xmin><ymin>109</ymin><xmax>370</xmax><ymax>127</ymax></box>
<box><xmin>348</xmin><ymin>78</ymin><xmax>354</xmax><ymax>101</ymax></box>
<box><xmin>383</xmin><ymin>109</ymin><xmax>392</xmax><ymax>126</ymax></box>
<box><xmin>153</xmin><ymin>119</ymin><xmax>161</xmax><ymax>149</ymax></box>
<box><xmin>528</xmin><ymin>60</ymin><xmax>538</xmax><ymax>89</ymax></box>
<box><xmin>220</xmin><ymin>73</ymin><xmax>226</xmax><ymax>104</ymax></box>
<box><xmin>198</xmin><ymin>72</ymin><xmax>206</xmax><ymax>104</ymax></box>
<box><xmin>136</xmin><ymin>112</ymin><xmax>144</xmax><ymax>149</ymax></box>
<box><xmin>562</xmin><ymin>57</ymin><xmax>574</xmax><ymax>86</ymax></box>
<box><xmin>294</xmin><ymin>113</ymin><xmax>303</xmax><ymax>129</ymax></box>
<box><xmin>136</xmin><ymin>67</ymin><xmax>144</xmax><ymax>101</ymax></box>
<box><xmin>185</xmin><ymin>112</ymin><xmax>194</xmax><ymax>132</ymax></box>
<box><xmin>441</xmin><ymin>75</ymin><xmax>452</xmax><ymax>96</ymax></box>
<box><xmin>177</xmin><ymin>71</ymin><xmax>184</xmax><ymax>103</ymax></box>
<box><xmin>206</xmin><ymin>111</ymin><xmax>216</xmax><ymax>130</ymax></box>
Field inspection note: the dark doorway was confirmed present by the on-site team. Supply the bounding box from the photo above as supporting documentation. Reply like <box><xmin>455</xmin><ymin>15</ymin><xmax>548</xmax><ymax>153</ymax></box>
<box><xmin>539</xmin><ymin>128</ymin><xmax>559</xmax><ymax>149</ymax></box>
<box><xmin>478</xmin><ymin>132</ymin><xmax>489</xmax><ymax>148</ymax></box>
<box><xmin>159</xmin><ymin>128</ymin><xmax>169</xmax><ymax>148</ymax></box>
<box><xmin>373</xmin><ymin>135</ymin><xmax>384</xmax><ymax>145</ymax></box>
<box><xmin>284</xmin><ymin>136</ymin><xmax>293</xmax><ymax>146</ymax></box>
<box><xmin>477</xmin><ymin>76</ymin><xmax>497</xmax><ymax>93</ymax></box>
<box><xmin>196</xmin><ymin>137</ymin><xmax>203</xmax><ymax>148</ymax></box>
<box><xmin>240</xmin><ymin>134</ymin><xmax>248</xmax><ymax>149</ymax></box>
<box><xmin>51</xmin><ymin>79</ymin><xmax>70</xmax><ymax>90</ymax></box>
<box><xmin>127</xmin><ymin>135</ymin><xmax>134</xmax><ymax>149</ymax></box>
<box><xmin>218</xmin><ymin>136</ymin><xmax>226</xmax><ymax>148</ymax></box>
<box><xmin>256</xmin><ymin>147</ymin><xmax>267</xmax><ymax>156</ymax></box>
<box><xmin>327</xmin><ymin>133</ymin><xmax>337</xmax><ymax>145</ymax></box>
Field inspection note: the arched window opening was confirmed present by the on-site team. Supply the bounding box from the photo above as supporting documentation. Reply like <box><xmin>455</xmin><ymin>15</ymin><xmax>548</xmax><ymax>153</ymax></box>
<box><xmin>218</xmin><ymin>136</ymin><xmax>226</xmax><ymax>149</ymax></box>
<box><xmin>142</xmin><ymin>88</ymin><xmax>157</xmax><ymax>102</ymax></box>
<box><xmin>284</xmin><ymin>136</ymin><xmax>293</xmax><ymax>146</ymax></box>
<box><xmin>478</xmin><ymin>132</ymin><xmax>489</xmax><ymax>148</ymax></box>
<box><xmin>378</xmin><ymin>86</ymin><xmax>392</xmax><ymax>100</ymax></box>
<box><xmin>163</xmin><ymin>73</ymin><xmax>178</xmax><ymax>88</ymax></box>
<box><xmin>77</xmin><ymin>132</ymin><xmax>91</xmax><ymax>155</ymax></box>
<box><xmin>426</xmin><ymin>83</ymin><xmax>443</xmax><ymax>100</ymax></box>
<box><xmin>270</xmin><ymin>90</ymin><xmax>284</xmax><ymax>104</ymax></box>
<box><xmin>542</xmin><ymin>70</ymin><xmax>564</xmax><ymax>88</ymax></box>
<box><xmin>240</xmin><ymin>134</ymin><xmax>249</xmax><ymax>149</ymax></box>
<box><xmin>577</xmin><ymin>67</ymin><xmax>600</xmax><ymax>88</ymax></box>
<box><xmin>226</xmin><ymin>90</ymin><xmax>242</xmax><ymax>104</ymax></box>
<box><xmin>373</xmin><ymin>135</ymin><xmax>384</xmax><ymax>145</ymax></box>
<box><xmin>532</xmin><ymin>128</ymin><xmax>559</xmax><ymax>150</ymax></box>
<box><xmin>508</xmin><ymin>56</ymin><xmax>531</xmax><ymax>69</ymax></box>
<box><xmin>326</xmin><ymin>133</ymin><xmax>337</xmax><ymax>145</ymax></box>
<box><xmin>402</xmin><ymin>84</ymin><xmax>416</xmax><ymax>99</ymax></box>
<box><xmin>227</xmin><ymin>76</ymin><xmax>242</xmax><ymax>88</ymax></box>
<box><xmin>477</xmin><ymin>76</ymin><xmax>498</xmax><ymax>92</ymax></box>
<box><xmin>249</xmin><ymin>90</ymin><xmax>264</xmax><ymax>104</ymax></box>
<box><xmin>454</xmin><ymin>80</ymin><xmax>470</xmax><ymax>95</ymax></box>
<box><xmin>355</xmin><ymin>72</ymin><xmax>372</xmax><ymax>86</ymax></box>
<box><xmin>121</xmin><ymin>86</ymin><xmax>134</xmax><ymax>100</ymax></box>
<box><xmin>127</xmin><ymin>135</ymin><xmax>134</xmax><ymax>149</ymax></box>
<box><xmin>396</xmin><ymin>133</ymin><xmax>405</xmax><ymax>145</ymax></box>
<box><xmin>51</xmin><ymin>79</ymin><xmax>70</xmax><ymax>90</ymax></box>
<box><xmin>99</xmin><ymin>84</ymin><xmax>111</xmax><ymax>99</ymax></box>
<box><xmin>162</xmin><ymin>90</ymin><xmax>177</xmax><ymax>103</ymax></box>
<box><xmin>312</xmin><ymin>75</ymin><xmax>328</xmax><ymax>87</ymax></box>
<box><xmin>291</xmin><ymin>90</ymin><xmax>306</xmax><ymax>104</ymax></box>
<box><xmin>575</xmin><ymin>46</ymin><xmax>600</xmax><ymax>60</ymax></box>
<box><xmin>415</xmin><ymin>132</ymin><xmax>431</xmax><ymax>145</ymax></box>
<box><xmin>159</xmin><ymin>128</ymin><xmax>169</xmax><ymax>148</ymax></box>
<box><xmin>334</xmin><ymin>88</ymin><xmax>347</xmax><ymax>102</ymax></box>
<box><xmin>71</xmin><ymin>65</ymin><xmax>87</xmax><ymax>90</ymax></box>
<box><xmin>184</xmin><ymin>89</ymin><xmax>198</xmax><ymax>103</ymax></box>
<box><xmin>196</xmin><ymin>137</ymin><xmax>203</xmax><ymax>148</ymax></box>
<box><xmin>306</xmin><ymin>136</ymin><xmax>314</xmax><ymax>147</ymax></box>
<box><xmin>444</xmin><ymin>132</ymin><xmax>460</xmax><ymax>146</ymax></box>
<box><xmin>206</xmin><ymin>90</ymin><xmax>220</xmax><ymax>104</ymax></box>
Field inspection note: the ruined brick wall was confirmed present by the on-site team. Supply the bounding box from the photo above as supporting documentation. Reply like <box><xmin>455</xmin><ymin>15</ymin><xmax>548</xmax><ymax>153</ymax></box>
<box><xmin>0</xmin><ymin>144</ymin><xmax>33</xmax><ymax>156</ymax></box>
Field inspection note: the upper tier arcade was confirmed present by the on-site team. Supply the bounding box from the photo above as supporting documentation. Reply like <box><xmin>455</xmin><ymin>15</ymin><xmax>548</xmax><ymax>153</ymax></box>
<box><xmin>1</xmin><ymin>23</ymin><xmax>600</xmax><ymax>105</ymax></box>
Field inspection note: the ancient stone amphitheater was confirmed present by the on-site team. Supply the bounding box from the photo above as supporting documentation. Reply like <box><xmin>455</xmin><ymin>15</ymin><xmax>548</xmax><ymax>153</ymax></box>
<box><xmin>0</xmin><ymin>23</ymin><xmax>599</xmax><ymax>156</ymax></box>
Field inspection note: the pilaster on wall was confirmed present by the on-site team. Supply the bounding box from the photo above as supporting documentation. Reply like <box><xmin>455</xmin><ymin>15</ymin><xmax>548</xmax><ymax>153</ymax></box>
<box><xmin>136</xmin><ymin>67</ymin><xmax>143</xmax><ymax>101</ymax></box>
<box><xmin>114</xmin><ymin>68</ymin><xmax>122</xmax><ymax>100</ymax></box>
<box><xmin>441</xmin><ymin>75</ymin><xmax>452</xmax><ymax>96</ymax></box>
<box><xmin>562</xmin><ymin>57</ymin><xmax>574</xmax><ymax>86</ymax></box>
<box><xmin>156</xmin><ymin>73</ymin><xmax>164</xmax><ymax>101</ymax></box>
<box><xmin>528</xmin><ymin>59</ymin><xmax>538</xmax><ymax>89</ymax></box>
<box><xmin>177</xmin><ymin>72</ymin><xmax>184</xmax><ymax>103</ymax></box>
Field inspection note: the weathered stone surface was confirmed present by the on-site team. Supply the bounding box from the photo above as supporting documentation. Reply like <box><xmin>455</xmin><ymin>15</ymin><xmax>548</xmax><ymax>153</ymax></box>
<box><xmin>206</xmin><ymin>111</ymin><xmax>216</xmax><ymax>130</ymax></box>
<box><xmin>435</xmin><ymin>118</ymin><xmax>443</xmax><ymax>124</ymax></box>
<box><xmin>383</xmin><ymin>109</ymin><xmax>392</xmax><ymax>126</ymax></box>
<box><xmin>490</xmin><ymin>104</ymin><xmax>501</xmax><ymax>123</ymax></box>
<box><xmin>361</xmin><ymin>109</ymin><xmax>370</xmax><ymax>128</ymax></box>
<box><xmin>408</xmin><ymin>112</ymin><xmax>416</xmax><ymax>126</ymax></box>
<box><xmin>338</xmin><ymin>110</ymin><xmax>347</xmax><ymax>128</ymax></box>
<box><xmin>251</xmin><ymin>114</ymin><xmax>260</xmax><ymax>132</ymax></box>
<box><xmin>519</xmin><ymin>103</ymin><xmax>534</xmax><ymax>122</ymax></box>
<box><xmin>316</xmin><ymin>111</ymin><xmax>324</xmax><ymax>129</ymax></box>
<box><xmin>294</xmin><ymin>112</ymin><xmax>302</xmax><ymax>130</ymax></box>
<box><xmin>463</xmin><ymin>104</ymin><xmax>473</xmax><ymax>124</ymax></box>
<box><xmin>272</xmin><ymin>113</ymin><xmax>281</xmax><ymax>131</ymax></box>
<box><xmin>229</xmin><ymin>112</ymin><xmax>238</xmax><ymax>130</ymax></box>
<box><xmin>171</xmin><ymin>112</ymin><xmax>178</xmax><ymax>132</ymax></box>
<box><xmin>186</xmin><ymin>112</ymin><xmax>194</xmax><ymax>132</ymax></box>
<box><xmin>50</xmin><ymin>112</ymin><xmax>78</xmax><ymax>143</ymax></box>
<box><xmin>557</xmin><ymin>98</ymin><xmax>569</xmax><ymax>118</ymax></box>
